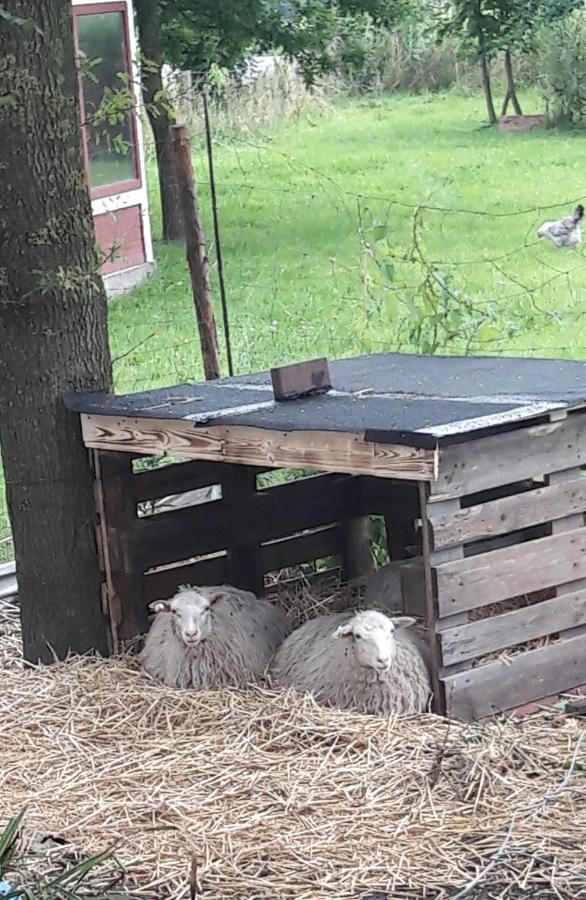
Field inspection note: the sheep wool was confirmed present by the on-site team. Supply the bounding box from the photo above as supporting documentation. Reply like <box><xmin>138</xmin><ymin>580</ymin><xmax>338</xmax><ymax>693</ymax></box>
<box><xmin>271</xmin><ymin>610</ymin><xmax>431</xmax><ymax>716</ymax></box>
<box><xmin>140</xmin><ymin>584</ymin><xmax>290</xmax><ymax>689</ymax></box>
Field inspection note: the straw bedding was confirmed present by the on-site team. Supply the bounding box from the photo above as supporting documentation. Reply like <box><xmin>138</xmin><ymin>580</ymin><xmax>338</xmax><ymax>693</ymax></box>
<box><xmin>1</xmin><ymin>597</ymin><xmax>585</xmax><ymax>900</ymax></box>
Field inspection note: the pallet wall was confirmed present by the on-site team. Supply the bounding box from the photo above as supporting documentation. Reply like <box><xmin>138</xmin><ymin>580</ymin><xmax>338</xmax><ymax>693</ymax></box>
<box><xmin>92</xmin><ymin>450</ymin><xmax>399</xmax><ymax>648</ymax></box>
<box><xmin>423</xmin><ymin>411</ymin><xmax>586</xmax><ymax>720</ymax></box>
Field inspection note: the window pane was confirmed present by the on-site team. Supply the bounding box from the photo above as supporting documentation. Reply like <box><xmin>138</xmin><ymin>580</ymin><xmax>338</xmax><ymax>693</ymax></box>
<box><xmin>77</xmin><ymin>11</ymin><xmax>136</xmax><ymax>189</ymax></box>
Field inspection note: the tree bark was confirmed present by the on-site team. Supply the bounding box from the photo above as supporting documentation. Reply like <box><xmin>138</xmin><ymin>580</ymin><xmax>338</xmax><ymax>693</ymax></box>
<box><xmin>503</xmin><ymin>49</ymin><xmax>523</xmax><ymax>116</ymax></box>
<box><xmin>479</xmin><ymin>50</ymin><xmax>498</xmax><ymax>125</ymax></box>
<box><xmin>134</xmin><ymin>0</ymin><xmax>184</xmax><ymax>243</ymax></box>
<box><xmin>0</xmin><ymin>0</ymin><xmax>112</xmax><ymax>662</ymax></box>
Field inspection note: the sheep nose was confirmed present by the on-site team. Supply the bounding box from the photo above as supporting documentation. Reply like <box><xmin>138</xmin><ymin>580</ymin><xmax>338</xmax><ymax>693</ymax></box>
<box><xmin>184</xmin><ymin>629</ymin><xmax>199</xmax><ymax>641</ymax></box>
<box><xmin>377</xmin><ymin>656</ymin><xmax>389</xmax><ymax>667</ymax></box>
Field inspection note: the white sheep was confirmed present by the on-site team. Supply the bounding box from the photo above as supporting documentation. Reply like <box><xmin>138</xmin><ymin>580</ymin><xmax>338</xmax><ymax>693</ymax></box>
<box><xmin>140</xmin><ymin>583</ymin><xmax>290</xmax><ymax>689</ymax></box>
<box><xmin>270</xmin><ymin>609</ymin><xmax>431</xmax><ymax>716</ymax></box>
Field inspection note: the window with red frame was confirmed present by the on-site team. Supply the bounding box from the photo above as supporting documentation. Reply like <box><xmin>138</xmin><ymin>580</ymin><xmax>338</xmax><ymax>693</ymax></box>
<box><xmin>75</xmin><ymin>4</ymin><xmax>140</xmax><ymax>195</ymax></box>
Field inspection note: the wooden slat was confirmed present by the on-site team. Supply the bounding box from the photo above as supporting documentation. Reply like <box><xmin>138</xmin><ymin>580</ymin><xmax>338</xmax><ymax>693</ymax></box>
<box><xmin>142</xmin><ymin>527</ymin><xmax>343</xmax><ymax>602</ymax></box>
<box><xmin>419</xmin><ymin>482</ymin><xmax>445</xmax><ymax>715</ymax></box>
<box><xmin>432</xmin><ymin>413</ymin><xmax>586</xmax><ymax>498</ymax></box>
<box><xmin>81</xmin><ymin>414</ymin><xmax>438</xmax><ymax>481</ymax></box>
<box><xmin>125</xmin><ymin>473</ymin><xmax>357</xmax><ymax>573</ymax></box>
<box><xmin>133</xmin><ymin>459</ymin><xmax>267</xmax><ymax>502</ymax></box>
<box><xmin>341</xmin><ymin>518</ymin><xmax>374</xmax><ymax>581</ymax></box>
<box><xmin>444</xmin><ymin>632</ymin><xmax>586</xmax><ymax>721</ymax></box>
<box><xmin>143</xmin><ymin>555</ymin><xmax>229</xmax><ymax>602</ymax></box>
<box><xmin>223</xmin><ymin>465</ymin><xmax>264</xmax><ymax>595</ymax></box>
<box><xmin>94</xmin><ymin>451</ymin><xmax>146</xmax><ymax>644</ymax></box>
<box><xmin>440</xmin><ymin>587</ymin><xmax>586</xmax><ymax>666</ymax></box>
<box><xmin>262</xmin><ymin>526</ymin><xmax>342</xmax><ymax>572</ymax></box>
<box><xmin>435</xmin><ymin>527</ymin><xmax>586</xmax><ymax>616</ymax></box>
<box><xmin>429</xmin><ymin>476</ymin><xmax>586</xmax><ymax>550</ymax></box>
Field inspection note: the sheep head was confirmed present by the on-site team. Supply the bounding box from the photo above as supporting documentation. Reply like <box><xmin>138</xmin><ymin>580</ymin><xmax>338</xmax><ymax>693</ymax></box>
<box><xmin>333</xmin><ymin>611</ymin><xmax>416</xmax><ymax>671</ymax></box>
<box><xmin>149</xmin><ymin>585</ymin><xmax>227</xmax><ymax>646</ymax></box>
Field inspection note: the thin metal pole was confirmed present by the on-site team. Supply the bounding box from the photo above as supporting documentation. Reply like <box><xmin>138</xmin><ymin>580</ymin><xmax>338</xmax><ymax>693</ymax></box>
<box><xmin>203</xmin><ymin>92</ymin><xmax>234</xmax><ymax>377</ymax></box>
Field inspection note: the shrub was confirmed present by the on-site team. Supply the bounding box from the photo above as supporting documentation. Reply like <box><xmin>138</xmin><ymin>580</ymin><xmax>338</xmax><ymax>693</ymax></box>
<box><xmin>538</xmin><ymin>12</ymin><xmax>586</xmax><ymax>126</ymax></box>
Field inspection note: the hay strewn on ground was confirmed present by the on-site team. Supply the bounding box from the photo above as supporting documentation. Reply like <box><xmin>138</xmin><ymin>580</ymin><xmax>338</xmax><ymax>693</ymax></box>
<box><xmin>1</xmin><ymin>598</ymin><xmax>585</xmax><ymax>900</ymax></box>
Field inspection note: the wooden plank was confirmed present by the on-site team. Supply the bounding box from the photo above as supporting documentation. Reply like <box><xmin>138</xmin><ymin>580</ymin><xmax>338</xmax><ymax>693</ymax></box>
<box><xmin>440</xmin><ymin>587</ymin><xmax>586</xmax><ymax>666</ymax></box>
<box><xmin>444</xmin><ymin>632</ymin><xmax>586</xmax><ymax>721</ymax></box>
<box><xmin>565</xmin><ymin>697</ymin><xmax>586</xmax><ymax>715</ymax></box>
<box><xmin>550</xmin><ymin>470</ymin><xmax>586</xmax><ymax>642</ymax></box>
<box><xmin>222</xmin><ymin>465</ymin><xmax>264</xmax><ymax>595</ymax></box>
<box><xmin>419</xmin><ymin>483</ymin><xmax>444</xmax><ymax>715</ymax></box>
<box><xmin>429</xmin><ymin>476</ymin><xmax>586</xmax><ymax>549</ymax></box>
<box><xmin>125</xmin><ymin>472</ymin><xmax>357</xmax><ymax>573</ymax></box>
<box><xmin>435</xmin><ymin>527</ymin><xmax>586</xmax><ymax>616</ymax></box>
<box><xmin>143</xmin><ymin>555</ymin><xmax>229</xmax><ymax>602</ymax></box>
<box><xmin>94</xmin><ymin>451</ymin><xmax>147</xmax><ymax>645</ymax></box>
<box><xmin>432</xmin><ymin>412</ymin><xmax>586</xmax><ymax>498</ymax></box>
<box><xmin>143</xmin><ymin>527</ymin><xmax>343</xmax><ymax>602</ymax></box>
<box><xmin>133</xmin><ymin>459</ymin><xmax>267</xmax><ymax>503</ymax></box>
<box><xmin>270</xmin><ymin>357</ymin><xmax>331</xmax><ymax>401</ymax></box>
<box><xmin>81</xmin><ymin>414</ymin><xmax>439</xmax><ymax>481</ymax></box>
<box><xmin>262</xmin><ymin>526</ymin><xmax>342</xmax><ymax>572</ymax></box>
<box><xmin>341</xmin><ymin>518</ymin><xmax>374</xmax><ymax>581</ymax></box>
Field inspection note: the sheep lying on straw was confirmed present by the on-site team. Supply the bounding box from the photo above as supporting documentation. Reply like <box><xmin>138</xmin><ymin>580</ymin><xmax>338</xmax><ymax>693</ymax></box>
<box><xmin>270</xmin><ymin>609</ymin><xmax>431</xmax><ymax>715</ymax></box>
<box><xmin>140</xmin><ymin>584</ymin><xmax>290</xmax><ymax>689</ymax></box>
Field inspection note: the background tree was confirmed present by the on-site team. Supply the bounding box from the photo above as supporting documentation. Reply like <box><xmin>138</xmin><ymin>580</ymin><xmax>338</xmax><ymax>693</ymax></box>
<box><xmin>438</xmin><ymin>0</ymin><xmax>582</xmax><ymax>124</ymax></box>
<box><xmin>493</xmin><ymin>0</ymin><xmax>582</xmax><ymax>116</ymax></box>
<box><xmin>437</xmin><ymin>0</ymin><xmax>500</xmax><ymax>125</ymax></box>
<box><xmin>136</xmin><ymin>0</ymin><xmax>412</xmax><ymax>238</ymax></box>
<box><xmin>0</xmin><ymin>0</ymin><xmax>112</xmax><ymax>662</ymax></box>
<box><xmin>135</xmin><ymin>0</ymin><xmax>184</xmax><ymax>242</ymax></box>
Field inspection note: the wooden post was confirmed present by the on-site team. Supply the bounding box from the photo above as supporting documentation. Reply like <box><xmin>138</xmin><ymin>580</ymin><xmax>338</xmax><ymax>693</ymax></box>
<box><xmin>172</xmin><ymin>123</ymin><xmax>221</xmax><ymax>380</ymax></box>
<box><xmin>341</xmin><ymin>517</ymin><xmax>374</xmax><ymax>581</ymax></box>
<box><xmin>222</xmin><ymin>465</ymin><xmax>265</xmax><ymax>595</ymax></box>
<box><xmin>94</xmin><ymin>451</ymin><xmax>147</xmax><ymax>648</ymax></box>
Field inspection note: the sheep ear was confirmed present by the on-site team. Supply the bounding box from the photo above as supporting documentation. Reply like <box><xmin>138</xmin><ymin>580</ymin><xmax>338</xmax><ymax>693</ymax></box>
<box><xmin>334</xmin><ymin>623</ymin><xmax>353</xmax><ymax>639</ymax></box>
<box><xmin>149</xmin><ymin>599</ymin><xmax>171</xmax><ymax>613</ymax></box>
<box><xmin>210</xmin><ymin>592</ymin><xmax>227</xmax><ymax>605</ymax></box>
<box><xmin>391</xmin><ymin>615</ymin><xmax>417</xmax><ymax>630</ymax></box>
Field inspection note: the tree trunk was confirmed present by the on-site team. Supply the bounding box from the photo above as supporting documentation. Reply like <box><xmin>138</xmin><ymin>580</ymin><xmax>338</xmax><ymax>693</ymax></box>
<box><xmin>479</xmin><ymin>50</ymin><xmax>498</xmax><ymax>125</ymax></box>
<box><xmin>134</xmin><ymin>0</ymin><xmax>184</xmax><ymax>243</ymax></box>
<box><xmin>0</xmin><ymin>0</ymin><xmax>112</xmax><ymax>662</ymax></box>
<box><xmin>504</xmin><ymin>49</ymin><xmax>523</xmax><ymax>116</ymax></box>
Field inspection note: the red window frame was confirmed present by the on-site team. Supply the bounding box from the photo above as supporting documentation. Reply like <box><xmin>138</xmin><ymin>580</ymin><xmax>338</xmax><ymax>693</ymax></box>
<box><xmin>73</xmin><ymin>1</ymin><xmax>142</xmax><ymax>200</ymax></box>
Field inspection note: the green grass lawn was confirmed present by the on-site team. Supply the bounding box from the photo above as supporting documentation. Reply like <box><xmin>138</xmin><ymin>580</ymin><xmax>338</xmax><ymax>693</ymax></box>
<box><xmin>2</xmin><ymin>90</ymin><xmax>586</xmax><ymax>559</ymax></box>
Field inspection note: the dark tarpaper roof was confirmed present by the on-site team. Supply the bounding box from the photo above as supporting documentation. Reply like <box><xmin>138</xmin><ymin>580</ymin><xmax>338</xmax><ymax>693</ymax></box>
<box><xmin>65</xmin><ymin>352</ymin><xmax>586</xmax><ymax>449</ymax></box>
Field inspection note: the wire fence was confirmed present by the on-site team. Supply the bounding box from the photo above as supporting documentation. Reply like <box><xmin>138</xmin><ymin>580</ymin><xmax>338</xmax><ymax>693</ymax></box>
<box><xmin>109</xmin><ymin>83</ymin><xmax>586</xmax><ymax>400</ymax></box>
<box><xmin>2</xmin><ymin>75</ymin><xmax>586</xmax><ymax>561</ymax></box>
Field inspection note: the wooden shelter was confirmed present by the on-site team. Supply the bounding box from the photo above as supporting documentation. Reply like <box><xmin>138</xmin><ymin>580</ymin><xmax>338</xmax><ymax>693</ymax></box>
<box><xmin>67</xmin><ymin>352</ymin><xmax>586</xmax><ymax>721</ymax></box>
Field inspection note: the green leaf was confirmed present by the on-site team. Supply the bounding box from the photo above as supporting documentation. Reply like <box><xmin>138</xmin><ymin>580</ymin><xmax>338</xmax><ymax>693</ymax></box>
<box><xmin>47</xmin><ymin>847</ymin><xmax>116</xmax><ymax>888</ymax></box>
<box><xmin>0</xmin><ymin>95</ymin><xmax>16</xmax><ymax>108</ymax></box>
<box><xmin>475</xmin><ymin>321</ymin><xmax>501</xmax><ymax>343</ymax></box>
<box><xmin>372</xmin><ymin>222</ymin><xmax>388</xmax><ymax>241</ymax></box>
<box><xmin>0</xmin><ymin>8</ymin><xmax>42</xmax><ymax>34</ymax></box>
<box><xmin>380</xmin><ymin>258</ymin><xmax>395</xmax><ymax>282</ymax></box>
<box><xmin>0</xmin><ymin>808</ymin><xmax>26</xmax><ymax>875</ymax></box>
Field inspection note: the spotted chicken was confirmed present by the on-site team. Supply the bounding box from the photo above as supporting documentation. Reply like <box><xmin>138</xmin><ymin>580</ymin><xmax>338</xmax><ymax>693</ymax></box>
<box><xmin>537</xmin><ymin>204</ymin><xmax>583</xmax><ymax>247</ymax></box>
